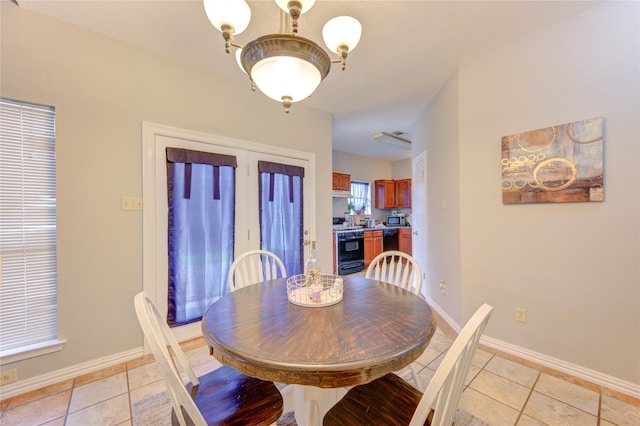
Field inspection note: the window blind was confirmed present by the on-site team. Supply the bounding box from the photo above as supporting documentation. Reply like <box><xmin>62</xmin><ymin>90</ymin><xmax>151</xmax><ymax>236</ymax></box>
<box><xmin>0</xmin><ymin>98</ymin><xmax>57</xmax><ymax>354</ymax></box>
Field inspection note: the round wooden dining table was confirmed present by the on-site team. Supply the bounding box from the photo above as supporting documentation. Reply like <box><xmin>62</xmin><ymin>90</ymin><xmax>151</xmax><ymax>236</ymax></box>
<box><xmin>202</xmin><ymin>275</ymin><xmax>436</xmax><ymax>425</ymax></box>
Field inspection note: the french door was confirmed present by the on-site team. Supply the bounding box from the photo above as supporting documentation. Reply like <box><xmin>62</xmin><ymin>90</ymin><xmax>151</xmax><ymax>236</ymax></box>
<box><xmin>142</xmin><ymin>123</ymin><xmax>313</xmax><ymax>341</ymax></box>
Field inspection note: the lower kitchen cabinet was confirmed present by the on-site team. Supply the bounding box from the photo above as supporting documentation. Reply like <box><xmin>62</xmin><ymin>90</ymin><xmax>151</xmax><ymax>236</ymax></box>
<box><xmin>398</xmin><ymin>228</ymin><xmax>412</xmax><ymax>255</ymax></box>
<box><xmin>364</xmin><ymin>230</ymin><xmax>383</xmax><ymax>266</ymax></box>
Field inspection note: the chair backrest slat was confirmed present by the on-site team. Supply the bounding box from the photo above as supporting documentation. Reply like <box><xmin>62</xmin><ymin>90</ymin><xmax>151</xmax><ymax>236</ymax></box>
<box><xmin>365</xmin><ymin>250</ymin><xmax>422</xmax><ymax>295</ymax></box>
<box><xmin>228</xmin><ymin>250</ymin><xmax>287</xmax><ymax>291</ymax></box>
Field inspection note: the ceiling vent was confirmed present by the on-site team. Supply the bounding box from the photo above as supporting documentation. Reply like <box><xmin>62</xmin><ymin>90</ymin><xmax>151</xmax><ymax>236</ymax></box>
<box><xmin>372</xmin><ymin>131</ymin><xmax>411</xmax><ymax>149</ymax></box>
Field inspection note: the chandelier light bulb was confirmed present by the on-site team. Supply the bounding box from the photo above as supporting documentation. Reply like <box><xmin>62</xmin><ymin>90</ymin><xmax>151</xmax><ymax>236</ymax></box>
<box><xmin>322</xmin><ymin>16</ymin><xmax>362</xmax><ymax>54</ymax></box>
<box><xmin>203</xmin><ymin>0</ymin><xmax>251</xmax><ymax>34</ymax></box>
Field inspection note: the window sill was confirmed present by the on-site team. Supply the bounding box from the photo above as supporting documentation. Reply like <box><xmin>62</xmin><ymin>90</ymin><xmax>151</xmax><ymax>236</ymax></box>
<box><xmin>0</xmin><ymin>339</ymin><xmax>67</xmax><ymax>365</ymax></box>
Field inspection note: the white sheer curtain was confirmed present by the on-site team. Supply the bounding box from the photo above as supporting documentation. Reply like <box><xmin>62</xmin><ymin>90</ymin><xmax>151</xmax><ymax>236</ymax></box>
<box><xmin>349</xmin><ymin>181</ymin><xmax>370</xmax><ymax>214</ymax></box>
<box><xmin>259</xmin><ymin>161</ymin><xmax>304</xmax><ymax>275</ymax></box>
<box><xmin>166</xmin><ymin>149</ymin><xmax>236</xmax><ymax>325</ymax></box>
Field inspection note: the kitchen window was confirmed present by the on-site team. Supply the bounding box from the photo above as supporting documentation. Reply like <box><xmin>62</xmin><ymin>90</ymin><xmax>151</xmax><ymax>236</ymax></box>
<box><xmin>0</xmin><ymin>98</ymin><xmax>64</xmax><ymax>364</ymax></box>
<box><xmin>349</xmin><ymin>181</ymin><xmax>370</xmax><ymax>214</ymax></box>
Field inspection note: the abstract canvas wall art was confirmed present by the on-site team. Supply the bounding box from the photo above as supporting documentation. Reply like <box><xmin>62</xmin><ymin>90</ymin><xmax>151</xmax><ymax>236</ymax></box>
<box><xmin>501</xmin><ymin>117</ymin><xmax>604</xmax><ymax>204</ymax></box>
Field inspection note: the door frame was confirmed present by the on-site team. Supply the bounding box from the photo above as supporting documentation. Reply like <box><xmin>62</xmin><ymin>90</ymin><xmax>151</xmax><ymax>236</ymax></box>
<box><xmin>142</xmin><ymin>122</ymin><xmax>316</xmax><ymax>342</ymax></box>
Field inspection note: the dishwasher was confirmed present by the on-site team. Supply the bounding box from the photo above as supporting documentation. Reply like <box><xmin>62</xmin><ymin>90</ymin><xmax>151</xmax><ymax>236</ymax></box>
<box><xmin>382</xmin><ymin>228</ymin><xmax>398</xmax><ymax>252</ymax></box>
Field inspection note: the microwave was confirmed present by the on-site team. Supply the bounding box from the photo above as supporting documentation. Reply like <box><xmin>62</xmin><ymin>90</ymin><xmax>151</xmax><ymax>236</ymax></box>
<box><xmin>386</xmin><ymin>215</ymin><xmax>405</xmax><ymax>226</ymax></box>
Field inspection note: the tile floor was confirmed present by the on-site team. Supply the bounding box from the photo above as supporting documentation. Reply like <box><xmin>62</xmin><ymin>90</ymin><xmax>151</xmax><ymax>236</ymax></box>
<box><xmin>1</xmin><ymin>315</ymin><xmax>639</xmax><ymax>425</ymax></box>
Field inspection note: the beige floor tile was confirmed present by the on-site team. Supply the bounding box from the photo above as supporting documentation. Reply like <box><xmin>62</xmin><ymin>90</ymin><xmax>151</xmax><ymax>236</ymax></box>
<box><xmin>40</xmin><ymin>417</ymin><xmax>66</xmax><ymax>426</ymax></box>
<box><xmin>116</xmin><ymin>421</ymin><xmax>133</xmax><ymax>426</ymax></box>
<box><xmin>0</xmin><ymin>390</ymin><xmax>70</xmax><ymax>426</ymax></box>
<box><xmin>523</xmin><ymin>391</ymin><xmax>597</xmax><ymax>426</ymax></box>
<box><xmin>69</xmin><ymin>371</ymin><xmax>128</xmax><ymax>413</ymax></box>
<box><xmin>516</xmin><ymin>414</ymin><xmax>546</xmax><ymax>425</ymax></box>
<box><xmin>192</xmin><ymin>358</ymin><xmax>222</xmax><ymax>377</ymax></box>
<box><xmin>414</xmin><ymin>347</ymin><xmax>442</xmax><ymax>367</ymax></box>
<box><xmin>126</xmin><ymin>353</ymin><xmax>156</xmax><ymax>370</ymax></box>
<box><xmin>469</xmin><ymin>370</ymin><xmax>531</xmax><ymax>410</ymax></box>
<box><xmin>533</xmin><ymin>373</ymin><xmax>599</xmax><ymax>415</ymax></box>
<box><xmin>127</xmin><ymin>360</ymin><xmax>162</xmax><ymax>390</ymax></box>
<box><xmin>415</xmin><ymin>367</ymin><xmax>436</xmax><ymax>392</ymax></box>
<box><xmin>600</xmin><ymin>394</ymin><xmax>640</xmax><ymax>426</ymax></box>
<box><xmin>129</xmin><ymin>378</ymin><xmax>168</xmax><ymax>406</ymax></box>
<box><xmin>541</xmin><ymin>367</ymin><xmax>600</xmax><ymax>393</ymax></box>
<box><xmin>458</xmin><ymin>387</ymin><xmax>520</xmax><ymax>425</ymax></box>
<box><xmin>484</xmin><ymin>356</ymin><xmax>539</xmax><ymax>388</ymax></box>
<box><xmin>472</xmin><ymin>349</ymin><xmax>494</xmax><ymax>368</ymax></box>
<box><xmin>5</xmin><ymin>379</ymin><xmax>73</xmax><ymax>409</ymax></box>
<box><xmin>427</xmin><ymin>351</ymin><xmax>446</xmax><ymax>371</ymax></box>
<box><xmin>74</xmin><ymin>363</ymin><xmax>126</xmax><ymax>387</ymax></box>
<box><xmin>428</xmin><ymin>332</ymin><xmax>454</xmax><ymax>352</ymax></box>
<box><xmin>185</xmin><ymin>345</ymin><xmax>217</xmax><ymax>368</ymax></box>
<box><xmin>465</xmin><ymin>365</ymin><xmax>481</xmax><ymax>386</ymax></box>
<box><xmin>66</xmin><ymin>393</ymin><xmax>130</xmax><ymax>426</ymax></box>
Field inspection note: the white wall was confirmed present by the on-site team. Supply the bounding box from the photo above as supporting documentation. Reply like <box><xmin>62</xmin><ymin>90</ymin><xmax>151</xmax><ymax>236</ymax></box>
<box><xmin>411</xmin><ymin>70</ymin><xmax>462</xmax><ymax>321</ymax></box>
<box><xmin>414</xmin><ymin>1</ymin><xmax>639</xmax><ymax>386</ymax></box>
<box><xmin>1</xmin><ymin>2</ymin><xmax>333</xmax><ymax>382</ymax></box>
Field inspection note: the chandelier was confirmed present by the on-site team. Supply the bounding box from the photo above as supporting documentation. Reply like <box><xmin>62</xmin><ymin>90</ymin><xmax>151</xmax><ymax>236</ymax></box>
<box><xmin>203</xmin><ymin>0</ymin><xmax>362</xmax><ymax>113</ymax></box>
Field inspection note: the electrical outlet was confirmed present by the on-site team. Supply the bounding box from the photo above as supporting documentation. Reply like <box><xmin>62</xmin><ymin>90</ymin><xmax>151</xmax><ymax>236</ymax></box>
<box><xmin>439</xmin><ymin>280</ymin><xmax>446</xmax><ymax>295</ymax></box>
<box><xmin>516</xmin><ymin>308</ymin><xmax>527</xmax><ymax>323</ymax></box>
<box><xmin>1</xmin><ymin>368</ymin><xmax>17</xmax><ymax>385</ymax></box>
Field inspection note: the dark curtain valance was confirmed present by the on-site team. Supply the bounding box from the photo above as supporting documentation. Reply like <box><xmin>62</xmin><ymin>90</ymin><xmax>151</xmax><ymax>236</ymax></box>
<box><xmin>167</xmin><ymin>147</ymin><xmax>237</xmax><ymax>200</ymax></box>
<box><xmin>167</xmin><ymin>147</ymin><xmax>238</xmax><ymax>167</ymax></box>
<box><xmin>258</xmin><ymin>161</ymin><xmax>304</xmax><ymax>203</ymax></box>
<box><xmin>258</xmin><ymin>161</ymin><xmax>305</xmax><ymax>178</ymax></box>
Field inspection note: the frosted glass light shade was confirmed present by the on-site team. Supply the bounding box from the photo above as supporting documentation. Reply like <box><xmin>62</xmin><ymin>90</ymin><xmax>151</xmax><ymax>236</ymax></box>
<box><xmin>322</xmin><ymin>16</ymin><xmax>362</xmax><ymax>53</ymax></box>
<box><xmin>251</xmin><ymin>56</ymin><xmax>321</xmax><ymax>102</ymax></box>
<box><xmin>235</xmin><ymin>48</ymin><xmax>246</xmax><ymax>73</ymax></box>
<box><xmin>275</xmin><ymin>0</ymin><xmax>316</xmax><ymax>14</ymax></box>
<box><xmin>203</xmin><ymin>0</ymin><xmax>251</xmax><ymax>34</ymax></box>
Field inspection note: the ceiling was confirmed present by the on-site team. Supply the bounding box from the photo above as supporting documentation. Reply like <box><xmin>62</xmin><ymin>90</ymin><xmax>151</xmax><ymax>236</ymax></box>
<box><xmin>16</xmin><ymin>0</ymin><xmax>599</xmax><ymax>161</ymax></box>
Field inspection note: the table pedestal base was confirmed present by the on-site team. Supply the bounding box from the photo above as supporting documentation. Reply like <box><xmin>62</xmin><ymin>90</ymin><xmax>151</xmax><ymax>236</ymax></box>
<box><xmin>281</xmin><ymin>384</ymin><xmax>347</xmax><ymax>426</ymax></box>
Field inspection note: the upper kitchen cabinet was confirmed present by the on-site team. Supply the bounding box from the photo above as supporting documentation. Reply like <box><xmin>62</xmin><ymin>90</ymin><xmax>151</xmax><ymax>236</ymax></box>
<box><xmin>374</xmin><ymin>179</ymin><xmax>411</xmax><ymax>209</ymax></box>
<box><xmin>332</xmin><ymin>172</ymin><xmax>351</xmax><ymax>191</ymax></box>
<box><xmin>394</xmin><ymin>179</ymin><xmax>411</xmax><ymax>208</ymax></box>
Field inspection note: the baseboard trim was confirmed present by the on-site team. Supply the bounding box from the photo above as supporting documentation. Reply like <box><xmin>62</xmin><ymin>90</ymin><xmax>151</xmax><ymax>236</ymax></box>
<box><xmin>0</xmin><ymin>347</ymin><xmax>144</xmax><ymax>400</ymax></box>
<box><xmin>427</xmin><ymin>299</ymin><xmax>640</xmax><ymax>399</ymax></box>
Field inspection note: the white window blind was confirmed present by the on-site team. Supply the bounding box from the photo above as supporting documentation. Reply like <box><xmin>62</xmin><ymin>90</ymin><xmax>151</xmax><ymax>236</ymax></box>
<box><xmin>0</xmin><ymin>98</ymin><xmax>58</xmax><ymax>355</ymax></box>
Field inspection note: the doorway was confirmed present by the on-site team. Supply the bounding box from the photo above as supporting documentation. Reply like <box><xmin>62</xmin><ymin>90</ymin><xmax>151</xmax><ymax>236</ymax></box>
<box><xmin>142</xmin><ymin>123</ymin><xmax>314</xmax><ymax>341</ymax></box>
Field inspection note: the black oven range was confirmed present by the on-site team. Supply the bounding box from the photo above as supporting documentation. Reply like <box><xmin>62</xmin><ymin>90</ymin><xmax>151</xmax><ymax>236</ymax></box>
<box><xmin>335</xmin><ymin>229</ymin><xmax>365</xmax><ymax>275</ymax></box>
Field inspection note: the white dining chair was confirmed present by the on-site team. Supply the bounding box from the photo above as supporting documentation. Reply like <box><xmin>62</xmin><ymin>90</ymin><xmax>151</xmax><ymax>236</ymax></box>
<box><xmin>323</xmin><ymin>303</ymin><xmax>494</xmax><ymax>426</ymax></box>
<box><xmin>133</xmin><ymin>291</ymin><xmax>283</xmax><ymax>425</ymax></box>
<box><xmin>366</xmin><ymin>250</ymin><xmax>423</xmax><ymax>388</ymax></box>
<box><xmin>366</xmin><ymin>250</ymin><xmax>422</xmax><ymax>295</ymax></box>
<box><xmin>227</xmin><ymin>249</ymin><xmax>287</xmax><ymax>292</ymax></box>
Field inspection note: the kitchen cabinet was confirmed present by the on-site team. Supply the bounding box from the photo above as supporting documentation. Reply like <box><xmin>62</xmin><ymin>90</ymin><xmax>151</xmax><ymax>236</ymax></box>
<box><xmin>398</xmin><ymin>228</ymin><xmax>412</xmax><ymax>255</ymax></box>
<box><xmin>332</xmin><ymin>172</ymin><xmax>351</xmax><ymax>191</ymax></box>
<box><xmin>394</xmin><ymin>179</ymin><xmax>411</xmax><ymax>208</ymax></box>
<box><xmin>374</xmin><ymin>179</ymin><xmax>411</xmax><ymax>209</ymax></box>
<box><xmin>364</xmin><ymin>229</ymin><xmax>383</xmax><ymax>266</ymax></box>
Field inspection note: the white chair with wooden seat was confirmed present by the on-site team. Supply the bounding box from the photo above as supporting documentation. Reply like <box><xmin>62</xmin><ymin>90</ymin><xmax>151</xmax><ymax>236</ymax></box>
<box><xmin>227</xmin><ymin>249</ymin><xmax>287</xmax><ymax>292</ymax></box>
<box><xmin>133</xmin><ymin>291</ymin><xmax>283</xmax><ymax>426</ymax></box>
<box><xmin>366</xmin><ymin>250</ymin><xmax>423</xmax><ymax>388</ymax></box>
<box><xmin>323</xmin><ymin>303</ymin><xmax>494</xmax><ymax>426</ymax></box>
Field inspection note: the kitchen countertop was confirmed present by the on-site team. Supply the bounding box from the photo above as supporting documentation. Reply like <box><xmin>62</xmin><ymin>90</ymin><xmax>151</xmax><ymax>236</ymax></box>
<box><xmin>333</xmin><ymin>226</ymin><xmax>412</xmax><ymax>233</ymax></box>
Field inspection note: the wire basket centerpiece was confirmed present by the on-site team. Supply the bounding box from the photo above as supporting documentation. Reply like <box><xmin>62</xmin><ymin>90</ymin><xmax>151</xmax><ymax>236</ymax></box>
<box><xmin>286</xmin><ymin>274</ymin><xmax>344</xmax><ymax>307</ymax></box>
